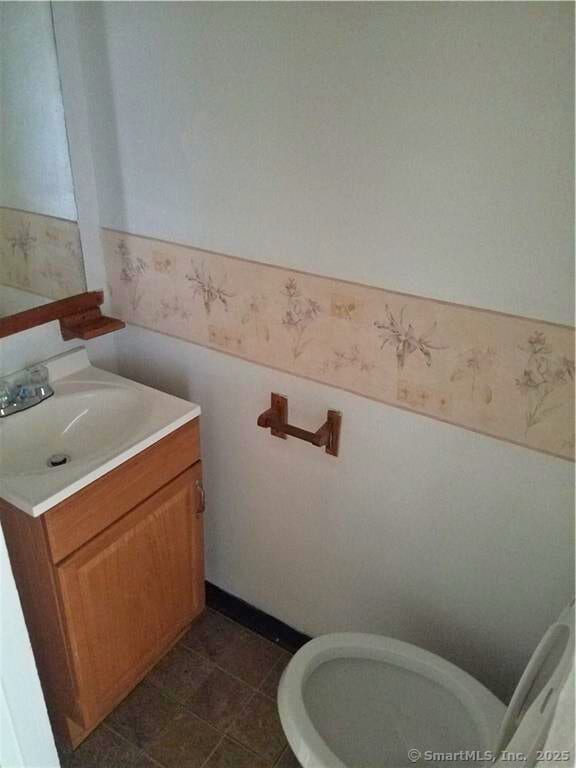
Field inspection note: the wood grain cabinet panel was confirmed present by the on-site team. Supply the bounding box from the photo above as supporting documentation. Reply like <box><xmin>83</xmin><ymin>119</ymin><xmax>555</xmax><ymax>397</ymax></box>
<box><xmin>0</xmin><ymin>421</ymin><xmax>205</xmax><ymax>749</ymax></box>
<box><xmin>58</xmin><ymin>465</ymin><xmax>204</xmax><ymax>724</ymax></box>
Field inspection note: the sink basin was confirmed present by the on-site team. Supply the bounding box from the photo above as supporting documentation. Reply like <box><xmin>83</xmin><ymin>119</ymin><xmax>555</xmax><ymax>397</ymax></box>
<box><xmin>0</xmin><ymin>348</ymin><xmax>201</xmax><ymax>515</ymax></box>
<box><xmin>1</xmin><ymin>382</ymin><xmax>149</xmax><ymax>477</ymax></box>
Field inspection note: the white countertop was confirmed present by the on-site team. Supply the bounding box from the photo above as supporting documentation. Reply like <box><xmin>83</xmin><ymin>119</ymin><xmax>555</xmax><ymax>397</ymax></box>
<box><xmin>0</xmin><ymin>348</ymin><xmax>201</xmax><ymax>516</ymax></box>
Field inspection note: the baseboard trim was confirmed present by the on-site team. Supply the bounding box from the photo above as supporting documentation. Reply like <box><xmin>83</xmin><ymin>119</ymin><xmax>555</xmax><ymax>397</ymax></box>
<box><xmin>205</xmin><ymin>582</ymin><xmax>310</xmax><ymax>653</ymax></box>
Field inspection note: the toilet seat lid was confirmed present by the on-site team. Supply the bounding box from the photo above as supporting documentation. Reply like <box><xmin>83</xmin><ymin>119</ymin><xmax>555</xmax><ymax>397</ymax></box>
<box><xmin>493</xmin><ymin>601</ymin><xmax>574</xmax><ymax>765</ymax></box>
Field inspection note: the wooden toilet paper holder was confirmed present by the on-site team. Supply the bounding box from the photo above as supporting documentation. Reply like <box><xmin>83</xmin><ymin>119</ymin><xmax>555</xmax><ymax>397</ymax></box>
<box><xmin>257</xmin><ymin>393</ymin><xmax>342</xmax><ymax>457</ymax></box>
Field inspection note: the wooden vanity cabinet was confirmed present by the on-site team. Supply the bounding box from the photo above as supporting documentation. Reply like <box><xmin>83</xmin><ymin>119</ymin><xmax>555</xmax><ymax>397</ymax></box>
<box><xmin>1</xmin><ymin>419</ymin><xmax>204</xmax><ymax>749</ymax></box>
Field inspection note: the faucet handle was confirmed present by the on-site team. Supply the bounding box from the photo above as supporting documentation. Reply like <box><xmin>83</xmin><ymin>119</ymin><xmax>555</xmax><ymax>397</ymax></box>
<box><xmin>0</xmin><ymin>365</ymin><xmax>53</xmax><ymax>416</ymax></box>
<box><xmin>0</xmin><ymin>382</ymin><xmax>12</xmax><ymax>407</ymax></box>
<box><xmin>25</xmin><ymin>364</ymin><xmax>53</xmax><ymax>399</ymax></box>
<box><xmin>27</xmin><ymin>364</ymin><xmax>49</xmax><ymax>386</ymax></box>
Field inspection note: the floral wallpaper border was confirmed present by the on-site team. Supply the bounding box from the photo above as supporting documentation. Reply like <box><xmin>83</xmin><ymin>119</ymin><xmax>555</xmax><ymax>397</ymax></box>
<box><xmin>102</xmin><ymin>228</ymin><xmax>575</xmax><ymax>461</ymax></box>
<box><xmin>0</xmin><ymin>207</ymin><xmax>86</xmax><ymax>302</ymax></box>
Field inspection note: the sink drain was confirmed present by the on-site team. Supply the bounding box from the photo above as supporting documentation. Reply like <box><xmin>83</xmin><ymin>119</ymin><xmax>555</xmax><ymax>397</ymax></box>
<box><xmin>47</xmin><ymin>453</ymin><xmax>71</xmax><ymax>468</ymax></box>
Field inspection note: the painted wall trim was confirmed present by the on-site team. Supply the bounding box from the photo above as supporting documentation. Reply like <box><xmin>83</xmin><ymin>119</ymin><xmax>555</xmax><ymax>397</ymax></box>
<box><xmin>102</xmin><ymin>227</ymin><xmax>575</xmax><ymax>461</ymax></box>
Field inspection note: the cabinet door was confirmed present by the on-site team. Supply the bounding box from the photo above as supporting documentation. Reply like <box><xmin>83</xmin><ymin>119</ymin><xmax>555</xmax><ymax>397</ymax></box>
<box><xmin>57</xmin><ymin>464</ymin><xmax>204</xmax><ymax>725</ymax></box>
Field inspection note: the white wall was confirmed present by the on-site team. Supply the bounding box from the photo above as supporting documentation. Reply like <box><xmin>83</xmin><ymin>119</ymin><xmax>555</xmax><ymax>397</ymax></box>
<box><xmin>64</xmin><ymin>2</ymin><xmax>574</xmax><ymax>701</ymax></box>
<box><xmin>0</xmin><ymin>285</ymin><xmax>53</xmax><ymax>319</ymax></box>
<box><xmin>76</xmin><ymin>1</ymin><xmax>573</xmax><ymax>324</ymax></box>
<box><xmin>0</xmin><ymin>528</ymin><xmax>59</xmax><ymax>768</ymax></box>
<box><xmin>116</xmin><ymin>325</ymin><xmax>573</xmax><ymax>700</ymax></box>
<box><xmin>0</xmin><ymin>323</ymin><xmax>118</xmax><ymax>377</ymax></box>
<box><xmin>0</xmin><ymin>2</ymin><xmax>77</xmax><ymax>219</ymax></box>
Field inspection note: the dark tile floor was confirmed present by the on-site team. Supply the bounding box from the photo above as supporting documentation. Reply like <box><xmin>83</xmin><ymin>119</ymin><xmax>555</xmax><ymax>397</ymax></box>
<box><xmin>61</xmin><ymin>608</ymin><xmax>301</xmax><ymax>768</ymax></box>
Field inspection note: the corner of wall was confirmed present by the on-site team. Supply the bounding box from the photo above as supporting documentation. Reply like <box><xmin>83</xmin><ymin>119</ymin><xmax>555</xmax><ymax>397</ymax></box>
<box><xmin>51</xmin><ymin>3</ymin><xmax>113</xmax><ymax>316</ymax></box>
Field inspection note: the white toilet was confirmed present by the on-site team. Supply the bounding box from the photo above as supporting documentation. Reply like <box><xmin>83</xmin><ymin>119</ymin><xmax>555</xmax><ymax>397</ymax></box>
<box><xmin>278</xmin><ymin>602</ymin><xmax>574</xmax><ymax>768</ymax></box>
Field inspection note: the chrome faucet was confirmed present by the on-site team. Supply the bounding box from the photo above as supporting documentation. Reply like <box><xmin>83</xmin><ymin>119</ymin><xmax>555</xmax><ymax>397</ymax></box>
<box><xmin>0</xmin><ymin>364</ymin><xmax>54</xmax><ymax>418</ymax></box>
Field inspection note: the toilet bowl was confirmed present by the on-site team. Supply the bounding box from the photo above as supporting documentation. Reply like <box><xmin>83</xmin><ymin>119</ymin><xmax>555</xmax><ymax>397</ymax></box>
<box><xmin>278</xmin><ymin>603</ymin><xmax>574</xmax><ymax>768</ymax></box>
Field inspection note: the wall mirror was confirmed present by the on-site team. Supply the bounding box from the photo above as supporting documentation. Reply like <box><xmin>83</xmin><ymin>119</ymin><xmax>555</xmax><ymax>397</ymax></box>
<box><xmin>0</xmin><ymin>3</ymin><xmax>87</xmax><ymax>321</ymax></box>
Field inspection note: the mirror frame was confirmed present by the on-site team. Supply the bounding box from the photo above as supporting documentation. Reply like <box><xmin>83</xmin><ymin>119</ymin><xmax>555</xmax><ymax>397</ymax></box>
<box><xmin>0</xmin><ymin>291</ymin><xmax>124</xmax><ymax>341</ymax></box>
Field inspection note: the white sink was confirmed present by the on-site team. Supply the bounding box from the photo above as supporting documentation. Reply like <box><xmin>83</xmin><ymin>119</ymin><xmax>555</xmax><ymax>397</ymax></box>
<box><xmin>0</xmin><ymin>348</ymin><xmax>201</xmax><ymax>516</ymax></box>
<box><xmin>1</xmin><ymin>382</ymin><xmax>148</xmax><ymax>477</ymax></box>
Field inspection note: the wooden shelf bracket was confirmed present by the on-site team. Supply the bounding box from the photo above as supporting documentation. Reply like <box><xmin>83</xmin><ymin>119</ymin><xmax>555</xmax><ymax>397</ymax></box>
<box><xmin>257</xmin><ymin>393</ymin><xmax>342</xmax><ymax>457</ymax></box>
<box><xmin>59</xmin><ymin>291</ymin><xmax>125</xmax><ymax>341</ymax></box>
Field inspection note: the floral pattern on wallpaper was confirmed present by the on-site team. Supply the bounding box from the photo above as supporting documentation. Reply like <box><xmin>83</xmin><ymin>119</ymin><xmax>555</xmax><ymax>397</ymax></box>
<box><xmin>0</xmin><ymin>208</ymin><xmax>86</xmax><ymax>301</ymax></box>
<box><xmin>102</xmin><ymin>229</ymin><xmax>575</xmax><ymax>461</ymax></box>
<box><xmin>515</xmin><ymin>332</ymin><xmax>574</xmax><ymax>436</ymax></box>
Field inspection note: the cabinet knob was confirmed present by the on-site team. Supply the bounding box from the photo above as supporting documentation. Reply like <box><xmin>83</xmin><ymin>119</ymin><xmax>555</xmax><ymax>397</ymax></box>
<box><xmin>195</xmin><ymin>480</ymin><xmax>205</xmax><ymax>514</ymax></box>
